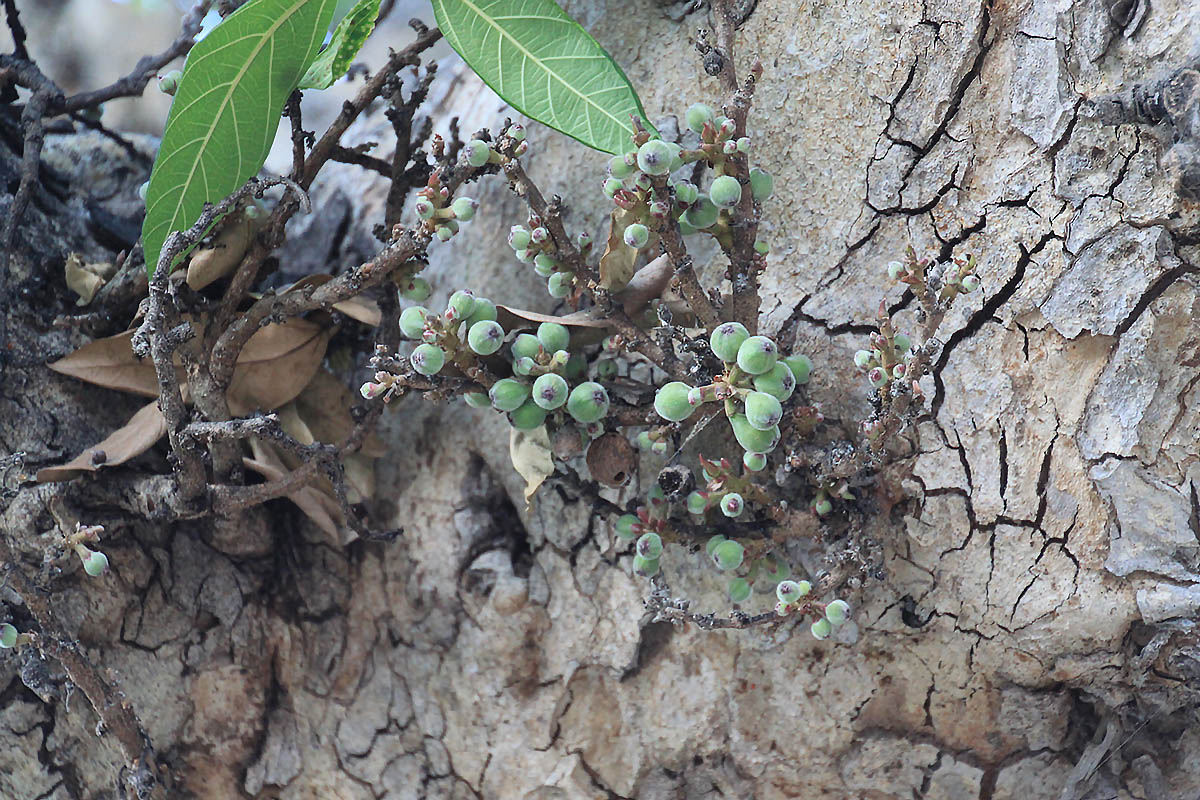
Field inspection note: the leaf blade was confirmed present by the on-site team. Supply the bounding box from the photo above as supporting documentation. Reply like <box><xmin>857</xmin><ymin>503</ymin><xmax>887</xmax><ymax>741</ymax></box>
<box><xmin>298</xmin><ymin>0</ymin><xmax>381</xmax><ymax>90</ymax></box>
<box><xmin>431</xmin><ymin>0</ymin><xmax>653</xmax><ymax>154</ymax></box>
<box><xmin>142</xmin><ymin>0</ymin><xmax>339</xmax><ymax>274</ymax></box>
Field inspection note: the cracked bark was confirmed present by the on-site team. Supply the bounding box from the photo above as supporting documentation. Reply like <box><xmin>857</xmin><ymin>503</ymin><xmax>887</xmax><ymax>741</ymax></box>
<box><xmin>5</xmin><ymin>0</ymin><xmax>1200</xmax><ymax>798</ymax></box>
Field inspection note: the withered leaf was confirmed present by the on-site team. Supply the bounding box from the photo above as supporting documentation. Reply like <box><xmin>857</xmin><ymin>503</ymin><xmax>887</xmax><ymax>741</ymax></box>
<box><xmin>37</xmin><ymin>401</ymin><xmax>167</xmax><ymax>482</ymax></box>
<box><xmin>186</xmin><ymin>211</ymin><xmax>265</xmax><ymax>290</ymax></box>
<box><xmin>65</xmin><ymin>253</ymin><xmax>117</xmax><ymax>306</ymax></box>
<box><xmin>291</xmin><ymin>370</ymin><xmax>386</xmax><ymax>457</ymax></box>
<box><xmin>598</xmin><ymin>206</ymin><xmax>641</xmax><ymax>291</ymax></box>
<box><xmin>510</xmin><ymin>425</ymin><xmax>554</xmax><ymax>510</ymax></box>
<box><xmin>226</xmin><ymin>319</ymin><xmax>332</xmax><ymax>415</ymax></box>
<box><xmin>284</xmin><ymin>274</ymin><xmax>382</xmax><ymax>326</ymax></box>
<box><xmin>245</xmin><ymin>439</ymin><xmax>346</xmax><ymax>544</ymax></box>
<box><xmin>49</xmin><ymin>330</ymin><xmax>166</xmax><ymax>398</ymax></box>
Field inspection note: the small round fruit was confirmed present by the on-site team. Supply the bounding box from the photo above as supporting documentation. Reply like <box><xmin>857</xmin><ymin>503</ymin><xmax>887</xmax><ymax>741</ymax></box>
<box><xmin>464</xmin><ymin>391</ymin><xmax>490</xmax><ymax>408</ymax></box>
<box><xmin>603</xmin><ymin>178</ymin><xmax>622</xmax><ymax>197</ymax></box>
<box><xmin>811</xmin><ymin>618</ymin><xmax>833</xmax><ymax>640</ymax></box>
<box><xmin>887</xmin><ymin>260</ymin><xmax>905</xmax><ymax>280</ymax></box>
<box><xmin>744</xmin><ymin>391</ymin><xmax>783</xmax><ymax>431</ymax></box>
<box><xmin>566</xmin><ymin>382</ymin><xmax>610</xmax><ymax>423</ymax></box>
<box><xmin>467</xmin><ymin>320</ymin><xmax>505</xmax><ymax>355</ymax></box>
<box><xmin>686</xmin><ymin>491</ymin><xmax>708</xmax><ymax>515</ymax></box>
<box><xmin>825</xmin><ymin>599</ymin><xmax>851</xmax><ymax>626</ymax></box>
<box><xmin>705</xmin><ymin>535</ymin><xmax>727</xmax><ymax>557</ymax></box>
<box><xmin>753</xmin><ymin>363</ymin><xmax>796</xmax><ymax>401</ymax></box>
<box><xmin>547</xmin><ymin>271</ymin><xmax>574</xmax><ymax>298</ymax></box>
<box><xmin>743</xmin><ymin>451</ymin><xmax>767</xmax><ymax>472</ymax></box>
<box><xmin>81</xmin><ymin>549</ymin><xmax>109</xmax><ymax>577</ymax></box>
<box><xmin>0</xmin><ymin>623</ymin><xmax>18</xmax><ymax>648</ymax></box>
<box><xmin>464</xmin><ymin>297</ymin><xmax>498</xmax><ymax>327</ymax></box>
<box><xmin>783</xmin><ymin>353</ymin><xmax>813</xmax><ymax>385</ymax></box>
<box><xmin>596</xmin><ymin>359</ymin><xmax>618</xmax><ymax>380</ymax></box>
<box><xmin>686</xmin><ymin>102</ymin><xmax>714</xmax><ymax>134</ymax></box>
<box><xmin>854</xmin><ymin>349</ymin><xmax>873</xmax><ymax>369</ymax></box>
<box><xmin>414</xmin><ymin>198</ymin><xmax>435</xmax><ymax>219</ymax></box>
<box><xmin>508</xmin><ymin>398</ymin><xmax>548</xmax><ymax>430</ymax></box>
<box><xmin>451</xmin><ymin>197</ymin><xmax>478</xmax><ymax>220</ymax></box>
<box><xmin>490</xmin><ymin>378</ymin><xmax>531</xmax><ymax>412</ymax></box>
<box><xmin>813</xmin><ymin>497</ymin><xmax>833</xmax><ymax>516</ymax></box>
<box><xmin>654</xmin><ymin>381</ymin><xmax>695</xmax><ymax>422</ymax></box>
<box><xmin>609</xmin><ymin>154</ymin><xmax>635</xmax><ymax>178</ymax></box>
<box><xmin>624</xmin><ymin>223</ymin><xmax>650</xmax><ymax>249</ymax></box>
<box><xmin>720</xmin><ymin>492</ymin><xmax>744</xmax><ymax>517</ymax></box>
<box><xmin>446</xmin><ymin>289</ymin><xmax>477</xmax><ymax>320</ymax></box>
<box><xmin>682</xmin><ymin>196</ymin><xmax>719</xmax><ymax>229</ymax></box>
<box><xmin>728</xmin><ymin>577</ymin><xmax>752</xmax><ymax>603</ymax></box>
<box><xmin>507</xmin><ymin>123</ymin><xmax>526</xmax><ymax>141</ymax></box>
<box><xmin>537</xmin><ymin>322</ymin><xmax>570</xmax><ymax>353</ymax></box>
<box><xmin>511</xmin><ymin>333</ymin><xmax>542</xmax><ymax>361</ymax></box>
<box><xmin>674</xmin><ymin>180</ymin><xmax>699</xmax><ymax>205</ymax></box>
<box><xmin>736</xmin><ymin>335</ymin><xmax>779</xmax><ymax>375</ymax></box>
<box><xmin>636</xmin><ymin>532</ymin><xmax>663</xmax><ymax>560</ymax></box>
<box><xmin>776</xmin><ymin>580</ymin><xmax>803</xmax><ymax>604</ymax></box>
<box><xmin>157</xmin><ymin>69</ymin><xmax>182</xmax><ymax>96</ymax></box>
<box><xmin>532</xmin><ymin>373</ymin><xmax>569</xmax><ymax>410</ymax></box>
<box><xmin>399</xmin><ymin>276</ymin><xmax>432</xmax><ymax>302</ymax></box>
<box><xmin>399</xmin><ymin>306</ymin><xmax>429</xmax><ymax>339</ymax></box>
<box><xmin>637</xmin><ymin>139</ymin><xmax>674</xmax><ymax>175</ymax></box>
<box><xmin>465</xmin><ymin>139</ymin><xmax>492</xmax><ymax>167</ymax></box>
<box><xmin>749</xmin><ymin>167</ymin><xmax>774</xmax><ymax>201</ymax></box>
<box><xmin>709</xmin><ymin>321</ymin><xmax>750</xmax><ymax>363</ymax></box>
<box><xmin>709</xmin><ymin>175</ymin><xmax>743</xmax><ymax>209</ymax></box>
<box><xmin>712</xmin><ymin>539</ymin><xmax>745</xmax><ymax>571</ymax></box>
<box><xmin>893</xmin><ymin>333</ymin><xmax>912</xmax><ymax>353</ymax></box>
<box><xmin>633</xmin><ymin>554</ymin><xmax>660</xmax><ymax>577</ymax></box>
<box><xmin>961</xmin><ymin>274</ymin><xmax>981</xmax><ymax>292</ymax></box>
<box><xmin>509</xmin><ymin>225</ymin><xmax>532</xmax><ymax>250</ymax></box>
<box><xmin>616</xmin><ymin>514</ymin><xmax>642</xmax><ymax>540</ymax></box>
<box><xmin>729</xmin><ymin>413</ymin><xmax>780</xmax><ymax>454</ymax></box>
<box><xmin>410</xmin><ymin>344</ymin><xmax>446</xmax><ymax>376</ymax></box>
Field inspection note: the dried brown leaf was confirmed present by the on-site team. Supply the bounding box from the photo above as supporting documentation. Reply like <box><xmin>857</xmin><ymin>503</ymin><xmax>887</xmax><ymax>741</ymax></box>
<box><xmin>48</xmin><ymin>331</ymin><xmax>167</xmax><ymax>398</ymax></box>
<box><xmin>186</xmin><ymin>211</ymin><xmax>265</xmax><ymax>290</ymax></box>
<box><xmin>291</xmin><ymin>370</ymin><xmax>386</xmax><ymax>457</ymax></box>
<box><xmin>510</xmin><ymin>425</ymin><xmax>554</xmax><ymax>510</ymax></box>
<box><xmin>65</xmin><ymin>253</ymin><xmax>117</xmax><ymax>306</ymax></box>
<box><xmin>245</xmin><ymin>439</ymin><xmax>346</xmax><ymax>544</ymax></box>
<box><xmin>37</xmin><ymin>402</ymin><xmax>166</xmax><ymax>482</ymax></box>
<box><xmin>227</xmin><ymin>319</ymin><xmax>333</xmax><ymax>415</ymax></box>
<box><xmin>284</xmin><ymin>274</ymin><xmax>381</xmax><ymax>326</ymax></box>
<box><xmin>598</xmin><ymin>207</ymin><xmax>640</xmax><ymax>291</ymax></box>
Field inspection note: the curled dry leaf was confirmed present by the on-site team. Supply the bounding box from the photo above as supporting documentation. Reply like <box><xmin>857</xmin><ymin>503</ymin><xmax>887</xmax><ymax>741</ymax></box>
<box><xmin>64</xmin><ymin>252</ymin><xmax>118</xmax><ymax>306</ymax></box>
<box><xmin>598</xmin><ymin>206</ymin><xmax>641</xmax><ymax>291</ymax></box>
<box><xmin>186</xmin><ymin>208</ymin><xmax>267</xmax><ymax>290</ymax></box>
<box><xmin>509</xmin><ymin>425</ymin><xmax>554</xmax><ymax>510</ymax></box>
<box><xmin>585</xmin><ymin>431</ymin><xmax>635</xmax><ymax>488</ymax></box>
<box><xmin>244</xmin><ymin>439</ymin><xmax>347</xmax><ymax>544</ymax></box>
<box><xmin>37</xmin><ymin>402</ymin><xmax>167</xmax><ymax>482</ymax></box>
<box><xmin>283</xmin><ymin>274</ymin><xmax>382</xmax><ymax>326</ymax></box>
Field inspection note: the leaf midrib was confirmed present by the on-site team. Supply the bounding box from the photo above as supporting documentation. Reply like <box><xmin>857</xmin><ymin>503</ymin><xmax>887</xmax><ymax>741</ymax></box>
<box><xmin>150</xmin><ymin>1</ymin><xmax>308</xmax><ymax>247</ymax></box>
<box><xmin>444</xmin><ymin>0</ymin><xmax>629</xmax><ymax>134</ymax></box>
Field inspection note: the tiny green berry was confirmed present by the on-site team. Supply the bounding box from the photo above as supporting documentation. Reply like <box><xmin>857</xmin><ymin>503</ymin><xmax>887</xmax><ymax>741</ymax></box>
<box><xmin>893</xmin><ymin>333</ymin><xmax>912</xmax><ymax>353</ymax></box>
<box><xmin>615</xmin><ymin>513</ymin><xmax>642</xmax><ymax>539</ymax></box>
<box><xmin>736</xmin><ymin>335</ymin><xmax>779</xmax><ymax>375</ymax></box>
<box><xmin>654</xmin><ymin>381</ymin><xmax>696</xmax><ymax>422</ymax></box>
<box><xmin>360</xmin><ymin>381</ymin><xmax>383</xmax><ymax>399</ymax></box>
<box><xmin>490</xmin><ymin>378</ymin><xmax>530</xmax><ymax>411</ymax></box>
<box><xmin>686</xmin><ymin>102</ymin><xmax>714</xmax><ymax>134</ymax></box>
<box><xmin>682</xmin><ymin>196</ymin><xmax>719</xmax><ymax>229</ymax></box>
<box><xmin>509</xmin><ymin>225</ymin><xmax>532</xmax><ymax>250</ymax></box>
<box><xmin>533</xmin><ymin>259</ymin><xmax>555</xmax><ymax>278</ymax></box>
<box><xmin>79</xmin><ymin>547</ymin><xmax>109</xmax><ymax>577</ymax></box>
<box><xmin>749</xmin><ymin>167</ymin><xmax>774</xmax><ymax>201</ymax></box>
<box><xmin>399</xmin><ymin>306</ymin><xmax>429</xmax><ymax>339</ymax></box>
<box><xmin>536</xmin><ymin>322</ymin><xmax>570</xmax><ymax>353</ymax></box>
<box><xmin>744</xmin><ymin>391</ymin><xmax>783</xmax><ymax>431</ymax></box>
<box><xmin>705</xmin><ymin>534</ymin><xmax>727</xmax><ymax>557</ymax></box>
<box><xmin>720</xmin><ymin>492</ymin><xmax>744</xmax><ymax>517</ymax></box>
<box><xmin>530</xmin><ymin>226</ymin><xmax>549</xmax><ymax>244</ymax></box>
<box><xmin>869</xmin><ymin>366</ymin><xmax>889</xmax><ymax>388</ymax></box>
<box><xmin>513</xmin><ymin>356</ymin><xmax>536</xmax><ymax>376</ymax></box>
<box><xmin>854</xmin><ymin>349</ymin><xmax>873</xmax><ymax>369</ymax></box>
<box><xmin>566</xmin><ymin>382</ymin><xmax>610</xmax><ymax>423</ymax></box>
<box><xmin>636</xmin><ymin>531</ymin><xmax>663</xmax><ymax>560</ymax></box>
<box><xmin>465</xmin><ymin>139</ymin><xmax>492</xmax><ymax>167</ymax></box>
<box><xmin>435</xmin><ymin>225</ymin><xmax>454</xmax><ymax>241</ymax></box>
<box><xmin>415</xmin><ymin>198</ymin><xmax>435</xmax><ymax>219</ymax></box>
<box><xmin>686</xmin><ymin>491</ymin><xmax>708</xmax><ymax>515</ymax></box>
<box><xmin>674</xmin><ymin>180</ymin><xmax>699</xmax><ymax>205</ymax></box>
<box><xmin>811</xmin><ymin>618</ymin><xmax>833</xmax><ymax>640</ymax></box>
<box><xmin>736</xmin><ymin>137</ymin><xmax>751</xmax><ymax>153</ymax></box>
<box><xmin>0</xmin><ymin>623</ymin><xmax>18</xmax><ymax>648</ymax></box>
<box><xmin>451</xmin><ymin>197</ymin><xmax>478</xmax><ymax>221</ymax></box>
<box><xmin>813</xmin><ymin>497</ymin><xmax>833</xmax><ymax>516</ymax></box>
<box><xmin>637</xmin><ymin>139</ymin><xmax>674</xmax><ymax>175</ymax></box>
<box><xmin>650</xmin><ymin>440</ymin><xmax>668</xmax><ymax>455</ymax></box>
<box><xmin>603</xmin><ymin>177</ymin><xmax>623</xmax><ymax>197</ymax></box>
<box><xmin>776</xmin><ymin>580</ymin><xmax>804</xmax><ymax>604</ymax></box>
<box><xmin>728</xmin><ymin>577</ymin><xmax>752</xmax><ymax>603</ymax></box>
<box><xmin>467</xmin><ymin>320</ymin><xmax>505</xmax><ymax>355</ymax></box>
<box><xmin>633</xmin><ymin>554</ymin><xmax>660</xmax><ymax>577</ymax></box>
<box><xmin>729</xmin><ymin>413</ymin><xmax>780</xmax><ymax>454</ymax></box>
<box><xmin>961</xmin><ymin>274</ymin><xmax>981</xmax><ymax>292</ymax></box>
<box><xmin>609</xmin><ymin>154</ymin><xmax>635</xmax><ymax>178</ymax></box>
<box><xmin>887</xmin><ymin>260</ymin><xmax>905</xmax><ymax>280</ymax></box>
<box><xmin>464</xmin><ymin>391</ymin><xmax>490</xmax><ymax>408</ymax></box>
<box><xmin>511</xmin><ymin>333</ymin><xmax>541</xmax><ymax>361</ymax></box>
<box><xmin>532</xmin><ymin>373</ymin><xmax>569</xmax><ymax>410</ymax></box>
<box><xmin>596</xmin><ymin>359</ymin><xmax>618</xmax><ymax>380</ymax></box>
<box><xmin>410</xmin><ymin>343</ymin><xmax>446</xmax><ymax>376</ymax></box>
<box><xmin>138</xmin><ymin>181</ymin><xmax>149</xmax><ymax>202</ymax></box>
<box><xmin>157</xmin><ymin>69</ymin><xmax>182</xmax><ymax>96</ymax></box>
<box><xmin>446</xmin><ymin>289</ymin><xmax>477</xmax><ymax>320</ymax></box>
<box><xmin>712</xmin><ymin>539</ymin><xmax>745</xmax><ymax>571</ymax></box>
<box><xmin>624</xmin><ymin>223</ymin><xmax>650</xmax><ymax>249</ymax></box>
<box><xmin>399</xmin><ymin>276</ymin><xmax>432</xmax><ymax>302</ymax></box>
<box><xmin>743</xmin><ymin>451</ymin><xmax>767</xmax><ymax>472</ymax></box>
<box><xmin>709</xmin><ymin>175</ymin><xmax>743</xmax><ymax>209</ymax></box>
<box><xmin>825</xmin><ymin>599</ymin><xmax>851</xmax><ymax>626</ymax></box>
<box><xmin>507</xmin><ymin>123</ymin><xmax>526</xmax><ymax>141</ymax></box>
<box><xmin>754</xmin><ymin>240</ymin><xmax>770</xmax><ymax>255</ymax></box>
<box><xmin>709</xmin><ymin>321</ymin><xmax>750</xmax><ymax>363</ymax></box>
<box><xmin>753</xmin><ymin>363</ymin><xmax>796</xmax><ymax>401</ymax></box>
<box><xmin>635</xmin><ymin>431</ymin><xmax>654</xmax><ymax>450</ymax></box>
<box><xmin>508</xmin><ymin>398</ymin><xmax>548</xmax><ymax>430</ymax></box>
<box><xmin>464</xmin><ymin>297</ymin><xmax>498</xmax><ymax>327</ymax></box>
<box><xmin>547</xmin><ymin>271</ymin><xmax>574</xmax><ymax>298</ymax></box>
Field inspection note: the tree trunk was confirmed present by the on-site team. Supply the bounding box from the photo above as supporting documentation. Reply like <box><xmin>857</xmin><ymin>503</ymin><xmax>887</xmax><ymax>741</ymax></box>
<box><xmin>3</xmin><ymin>0</ymin><xmax>1200</xmax><ymax>798</ymax></box>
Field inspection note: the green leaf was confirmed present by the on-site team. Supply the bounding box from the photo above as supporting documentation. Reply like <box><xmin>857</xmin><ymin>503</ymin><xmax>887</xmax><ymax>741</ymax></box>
<box><xmin>142</xmin><ymin>0</ymin><xmax>339</xmax><ymax>275</ymax></box>
<box><xmin>298</xmin><ymin>0</ymin><xmax>381</xmax><ymax>90</ymax></box>
<box><xmin>430</xmin><ymin>0</ymin><xmax>654</xmax><ymax>154</ymax></box>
